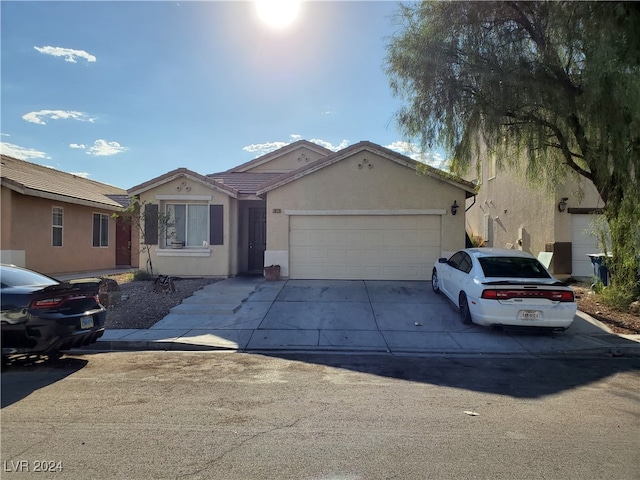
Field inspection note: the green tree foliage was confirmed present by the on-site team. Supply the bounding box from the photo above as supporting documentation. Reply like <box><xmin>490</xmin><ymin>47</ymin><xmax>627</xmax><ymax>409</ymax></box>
<box><xmin>113</xmin><ymin>197</ymin><xmax>172</xmax><ymax>277</ymax></box>
<box><xmin>386</xmin><ymin>1</ymin><xmax>639</xmax><ymax>300</ymax></box>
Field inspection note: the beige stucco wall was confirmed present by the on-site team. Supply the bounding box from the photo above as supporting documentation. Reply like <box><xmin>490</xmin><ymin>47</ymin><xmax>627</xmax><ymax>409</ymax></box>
<box><xmin>245</xmin><ymin>147</ymin><xmax>328</xmax><ymax>173</ymax></box>
<box><xmin>465</xmin><ymin>155</ymin><xmax>605</xmax><ymax>258</ymax></box>
<box><xmin>0</xmin><ymin>187</ymin><xmax>117</xmax><ymax>275</ymax></box>
<box><xmin>264</xmin><ymin>150</ymin><xmax>468</xmax><ymax>276</ymax></box>
<box><xmin>553</xmin><ymin>175</ymin><xmax>605</xmax><ymax>243</ymax></box>
<box><xmin>135</xmin><ymin>176</ymin><xmax>236</xmax><ymax>277</ymax></box>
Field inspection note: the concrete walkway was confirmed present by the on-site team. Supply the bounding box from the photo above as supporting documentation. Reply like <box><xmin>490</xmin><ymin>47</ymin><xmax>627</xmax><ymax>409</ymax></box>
<box><xmin>95</xmin><ymin>277</ymin><xmax>640</xmax><ymax>357</ymax></box>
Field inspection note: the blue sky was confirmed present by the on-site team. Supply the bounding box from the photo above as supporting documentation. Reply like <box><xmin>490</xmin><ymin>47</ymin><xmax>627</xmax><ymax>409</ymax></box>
<box><xmin>1</xmin><ymin>1</ymin><xmax>444</xmax><ymax>190</ymax></box>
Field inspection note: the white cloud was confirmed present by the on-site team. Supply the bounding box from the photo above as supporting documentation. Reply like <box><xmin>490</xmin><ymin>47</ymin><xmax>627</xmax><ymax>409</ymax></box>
<box><xmin>86</xmin><ymin>139</ymin><xmax>128</xmax><ymax>156</ymax></box>
<box><xmin>243</xmin><ymin>136</ymin><xmax>350</xmax><ymax>157</ymax></box>
<box><xmin>34</xmin><ymin>45</ymin><xmax>96</xmax><ymax>63</ymax></box>
<box><xmin>69</xmin><ymin>171</ymin><xmax>91</xmax><ymax>178</ymax></box>
<box><xmin>309</xmin><ymin>138</ymin><xmax>349</xmax><ymax>152</ymax></box>
<box><xmin>23</xmin><ymin>110</ymin><xmax>96</xmax><ymax>125</ymax></box>
<box><xmin>69</xmin><ymin>143</ymin><xmax>86</xmax><ymax>149</ymax></box>
<box><xmin>385</xmin><ymin>141</ymin><xmax>450</xmax><ymax>171</ymax></box>
<box><xmin>0</xmin><ymin>142</ymin><xmax>49</xmax><ymax>160</ymax></box>
<box><xmin>242</xmin><ymin>141</ymin><xmax>289</xmax><ymax>156</ymax></box>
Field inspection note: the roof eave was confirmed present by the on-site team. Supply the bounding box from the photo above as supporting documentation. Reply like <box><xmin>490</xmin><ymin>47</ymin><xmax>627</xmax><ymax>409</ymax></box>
<box><xmin>256</xmin><ymin>142</ymin><xmax>477</xmax><ymax>196</ymax></box>
<box><xmin>2</xmin><ymin>180</ymin><xmax>126</xmax><ymax>210</ymax></box>
<box><xmin>128</xmin><ymin>170</ymin><xmax>238</xmax><ymax>198</ymax></box>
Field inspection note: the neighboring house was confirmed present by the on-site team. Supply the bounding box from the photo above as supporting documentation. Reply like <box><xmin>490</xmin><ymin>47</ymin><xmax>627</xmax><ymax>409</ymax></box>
<box><xmin>128</xmin><ymin>140</ymin><xmax>476</xmax><ymax>280</ymax></box>
<box><xmin>464</xmin><ymin>153</ymin><xmax>606</xmax><ymax>280</ymax></box>
<box><xmin>0</xmin><ymin>155</ymin><xmax>130</xmax><ymax>275</ymax></box>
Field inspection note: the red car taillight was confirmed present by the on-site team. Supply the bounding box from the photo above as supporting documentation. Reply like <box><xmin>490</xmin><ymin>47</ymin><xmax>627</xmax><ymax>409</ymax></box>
<box><xmin>30</xmin><ymin>294</ymin><xmax>98</xmax><ymax>309</ymax></box>
<box><xmin>481</xmin><ymin>289</ymin><xmax>574</xmax><ymax>302</ymax></box>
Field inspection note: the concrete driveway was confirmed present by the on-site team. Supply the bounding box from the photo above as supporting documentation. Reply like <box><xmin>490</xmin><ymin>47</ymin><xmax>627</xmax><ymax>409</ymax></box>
<box><xmin>99</xmin><ymin>277</ymin><xmax>640</xmax><ymax>356</ymax></box>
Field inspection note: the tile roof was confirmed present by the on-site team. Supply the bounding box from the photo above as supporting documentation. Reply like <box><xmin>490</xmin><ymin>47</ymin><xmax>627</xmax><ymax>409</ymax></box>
<box><xmin>207</xmin><ymin>171</ymin><xmax>284</xmax><ymax>195</ymax></box>
<box><xmin>1</xmin><ymin>155</ymin><xmax>128</xmax><ymax>210</ymax></box>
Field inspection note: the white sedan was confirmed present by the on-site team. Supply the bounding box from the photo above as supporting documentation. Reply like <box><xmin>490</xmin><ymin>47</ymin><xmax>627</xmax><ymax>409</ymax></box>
<box><xmin>432</xmin><ymin>248</ymin><xmax>577</xmax><ymax>331</ymax></box>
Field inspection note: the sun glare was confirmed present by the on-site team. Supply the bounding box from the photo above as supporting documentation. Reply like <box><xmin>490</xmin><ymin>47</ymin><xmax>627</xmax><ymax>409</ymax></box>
<box><xmin>255</xmin><ymin>0</ymin><xmax>301</xmax><ymax>29</ymax></box>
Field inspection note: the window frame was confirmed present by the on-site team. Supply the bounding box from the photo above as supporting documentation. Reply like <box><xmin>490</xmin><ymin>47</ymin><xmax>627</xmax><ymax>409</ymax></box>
<box><xmin>92</xmin><ymin>213</ymin><xmax>110</xmax><ymax>248</ymax></box>
<box><xmin>164</xmin><ymin>202</ymin><xmax>209</xmax><ymax>248</ymax></box>
<box><xmin>52</xmin><ymin>206</ymin><xmax>63</xmax><ymax>247</ymax></box>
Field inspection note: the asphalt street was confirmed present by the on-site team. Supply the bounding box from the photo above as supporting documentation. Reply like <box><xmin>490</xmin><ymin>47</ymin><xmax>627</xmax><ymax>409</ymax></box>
<box><xmin>2</xmin><ymin>351</ymin><xmax>639</xmax><ymax>480</ymax></box>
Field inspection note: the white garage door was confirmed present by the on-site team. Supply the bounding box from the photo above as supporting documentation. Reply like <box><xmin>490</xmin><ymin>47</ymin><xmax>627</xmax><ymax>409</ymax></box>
<box><xmin>570</xmin><ymin>214</ymin><xmax>608</xmax><ymax>278</ymax></box>
<box><xmin>289</xmin><ymin>215</ymin><xmax>441</xmax><ymax>280</ymax></box>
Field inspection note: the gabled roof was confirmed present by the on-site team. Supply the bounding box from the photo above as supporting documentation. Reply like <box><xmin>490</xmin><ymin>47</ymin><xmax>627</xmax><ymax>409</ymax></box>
<box><xmin>207</xmin><ymin>171</ymin><xmax>284</xmax><ymax>196</ymax></box>
<box><xmin>128</xmin><ymin>167</ymin><xmax>238</xmax><ymax>198</ymax></box>
<box><xmin>0</xmin><ymin>154</ymin><xmax>128</xmax><ymax>210</ymax></box>
<box><xmin>228</xmin><ymin>140</ymin><xmax>333</xmax><ymax>173</ymax></box>
<box><xmin>256</xmin><ymin>141</ymin><xmax>477</xmax><ymax>196</ymax></box>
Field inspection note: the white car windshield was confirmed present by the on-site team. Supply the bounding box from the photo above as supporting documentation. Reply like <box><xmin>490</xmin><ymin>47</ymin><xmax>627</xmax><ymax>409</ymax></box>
<box><xmin>478</xmin><ymin>257</ymin><xmax>551</xmax><ymax>279</ymax></box>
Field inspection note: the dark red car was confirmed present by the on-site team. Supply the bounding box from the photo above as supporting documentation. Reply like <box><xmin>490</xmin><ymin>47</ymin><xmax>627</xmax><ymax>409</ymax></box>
<box><xmin>1</xmin><ymin>264</ymin><xmax>107</xmax><ymax>360</ymax></box>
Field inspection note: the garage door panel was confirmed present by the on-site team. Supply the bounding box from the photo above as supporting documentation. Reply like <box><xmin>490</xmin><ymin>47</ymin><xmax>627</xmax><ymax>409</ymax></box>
<box><xmin>571</xmin><ymin>214</ymin><xmax>609</xmax><ymax>278</ymax></box>
<box><xmin>289</xmin><ymin>215</ymin><xmax>441</xmax><ymax>280</ymax></box>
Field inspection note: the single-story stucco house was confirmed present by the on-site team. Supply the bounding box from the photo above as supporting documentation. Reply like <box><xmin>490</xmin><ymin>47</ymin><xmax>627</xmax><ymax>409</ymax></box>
<box><xmin>0</xmin><ymin>154</ymin><xmax>131</xmax><ymax>275</ymax></box>
<box><xmin>128</xmin><ymin>140</ymin><xmax>476</xmax><ymax>280</ymax></box>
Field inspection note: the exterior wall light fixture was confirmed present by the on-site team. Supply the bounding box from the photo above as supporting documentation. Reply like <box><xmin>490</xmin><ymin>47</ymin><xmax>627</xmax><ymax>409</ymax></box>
<box><xmin>451</xmin><ymin>200</ymin><xmax>459</xmax><ymax>215</ymax></box>
<box><xmin>558</xmin><ymin>197</ymin><xmax>569</xmax><ymax>212</ymax></box>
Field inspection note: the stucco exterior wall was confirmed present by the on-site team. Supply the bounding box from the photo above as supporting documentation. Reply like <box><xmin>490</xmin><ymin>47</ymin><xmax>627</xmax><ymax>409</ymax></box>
<box><xmin>466</xmin><ymin>165</ymin><xmax>556</xmax><ymax>255</ymax></box>
<box><xmin>244</xmin><ymin>147</ymin><xmax>328</xmax><ymax>173</ymax></box>
<box><xmin>0</xmin><ymin>188</ymin><xmax>117</xmax><ymax>275</ymax></box>
<box><xmin>265</xmin><ymin>151</ymin><xmax>467</xmax><ymax>275</ymax></box>
<box><xmin>465</xmin><ymin>151</ymin><xmax>605</xmax><ymax>271</ymax></box>
<box><xmin>135</xmin><ymin>176</ymin><xmax>235</xmax><ymax>277</ymax></box>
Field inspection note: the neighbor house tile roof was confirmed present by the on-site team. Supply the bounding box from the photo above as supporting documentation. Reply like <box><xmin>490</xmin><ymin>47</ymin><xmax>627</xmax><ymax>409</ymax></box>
<box><xmin>0</xmin><ymin>155</ymin><xmax>128</xmax><ymax>210</ymax></box>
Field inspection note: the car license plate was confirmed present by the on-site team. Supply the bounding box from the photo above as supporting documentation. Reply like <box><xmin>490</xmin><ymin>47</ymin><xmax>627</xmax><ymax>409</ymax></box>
<box><xmin>519</xmin><ymin>310</ymin><xmax>541</xmax><ymax>320</ymax></box>
<box><xmin>80</xmin><ymin>315</ymin><xmax>94</xmax><ymax>329</ymax></box>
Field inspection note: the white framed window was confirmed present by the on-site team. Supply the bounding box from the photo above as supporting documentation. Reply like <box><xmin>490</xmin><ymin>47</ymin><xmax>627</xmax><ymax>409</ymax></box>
<box><xmin>165</xmin><ymin>203</ymin><xmax>208</xmax><ymax>247</ymax></box>
<box><xmin>52</xmin><ymin>207</ymin><xmax>63</xmax><ymax>247</ymax></box>
<box><xmin>93</xmin><ymin>213</ymin><xmax>109</xmax><ymax>247</ymax></box>
<box><xmin>488</xmin><ymin>154</ymin><xmax>497</xmax><ymax>180</ymax></box>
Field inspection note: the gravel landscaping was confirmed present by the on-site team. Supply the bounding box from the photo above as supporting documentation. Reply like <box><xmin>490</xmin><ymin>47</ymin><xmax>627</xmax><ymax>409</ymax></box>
<box><xmin>104</xmin><ymin>275</ymin><xmax>219</xmax><ymax>329</ymax></box>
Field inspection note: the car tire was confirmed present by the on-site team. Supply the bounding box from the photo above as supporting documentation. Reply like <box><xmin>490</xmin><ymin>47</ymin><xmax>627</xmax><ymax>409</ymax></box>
<box><xmin>431</xmin><ymin>268</ymin><xmax>440</xmax><ymax>293</ymax></box>
<box><xmin>459</xmin><ymin>293</ymin><xmax>473</xmax><ymax>325</ymax></box>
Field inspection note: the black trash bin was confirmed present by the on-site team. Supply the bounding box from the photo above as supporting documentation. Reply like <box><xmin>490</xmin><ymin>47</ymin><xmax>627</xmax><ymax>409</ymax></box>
<box><xmin>587</xmin><ymin>254</ymin><xmax>610</xmax><ymax>286</ymax></box>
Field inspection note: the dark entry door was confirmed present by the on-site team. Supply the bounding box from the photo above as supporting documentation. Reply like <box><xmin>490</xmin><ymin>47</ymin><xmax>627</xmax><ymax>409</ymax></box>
<box><xmin>248</xmin><ymin>208</ymin><xmax>266</xmax><ymax>272</ymax></box>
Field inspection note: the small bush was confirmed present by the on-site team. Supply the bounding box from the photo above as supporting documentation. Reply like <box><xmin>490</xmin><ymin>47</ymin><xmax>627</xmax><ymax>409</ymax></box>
<box><xmin>133</xmin><ymin>270</ymin><xmax>155</xmax><ymax>281</ymax></box>
<box><xmin>600</xmin><ymin>285</ymin><xmax>639</xmax><ymax>311</ymax></box>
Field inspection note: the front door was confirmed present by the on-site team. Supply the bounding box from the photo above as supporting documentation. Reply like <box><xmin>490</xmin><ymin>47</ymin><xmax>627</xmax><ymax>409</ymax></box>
<box><xmin>248</xmin><ymin>208</ymin><xmax>266</xmax><ymax>272</ymax></box>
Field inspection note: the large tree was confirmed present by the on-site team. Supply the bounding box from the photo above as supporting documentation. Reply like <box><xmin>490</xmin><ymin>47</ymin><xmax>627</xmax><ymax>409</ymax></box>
<box><xmin>386</xmin><ymin>1</ymin><xmax>640</xmax><ymax>301</ymax></box>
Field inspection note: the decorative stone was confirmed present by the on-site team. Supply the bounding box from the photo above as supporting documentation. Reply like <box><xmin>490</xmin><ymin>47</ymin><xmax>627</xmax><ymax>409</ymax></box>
<box><xmin>98</xmin><ymin>278</ymin><xmax>121</xmax><ymax>308</ymax></box>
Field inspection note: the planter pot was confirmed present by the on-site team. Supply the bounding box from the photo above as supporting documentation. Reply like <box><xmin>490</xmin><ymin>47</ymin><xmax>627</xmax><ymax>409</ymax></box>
<box><xmin>264</xmin><ymin>265</ymin><xmax>281</xmax><ymax>281</ymax></box>
<box><xmin>171</xmin><ymin>242</ymin><xmax>184</xmax><ymax>249</ymax></box>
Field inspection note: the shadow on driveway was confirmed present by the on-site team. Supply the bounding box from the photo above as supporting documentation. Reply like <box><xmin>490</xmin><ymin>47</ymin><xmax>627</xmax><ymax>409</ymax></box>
<box><xmin>259</xmin><ymin>352</ymin><xmax>640</xmax><ymax>399</ymax></box>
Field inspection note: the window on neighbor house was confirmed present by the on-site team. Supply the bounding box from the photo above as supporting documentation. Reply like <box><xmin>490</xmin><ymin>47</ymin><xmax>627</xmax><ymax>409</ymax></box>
<box><xmin>93</xmin><ymin>213</ymin><xmax>109</xmax><ymax>247</ymax></box>
<box><xmin>488</xmin><ymin>154</ymin><xmax>497</xmax><ymax>180</ymax></box>
<box><xmin>165</xmin><ymin>204</ymin><xmax>208</xmax><ymax>247</ymax></box>
<box><xmin>52</xmin><ymin>207</ymin><xmax>63</xmax><ymax>247</ymax></box>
